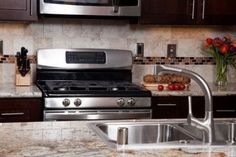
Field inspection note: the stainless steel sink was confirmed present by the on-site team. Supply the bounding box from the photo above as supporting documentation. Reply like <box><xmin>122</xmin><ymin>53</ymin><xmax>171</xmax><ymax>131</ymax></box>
<box><xmin>88</xmin><ymin>119</ymin><xmax>236</xmax><ymax>150</ymax></box>
<box><xmin>178</xmin><ymin>121</ymin><xmax>236</xmax><ymax>145</ymax></box>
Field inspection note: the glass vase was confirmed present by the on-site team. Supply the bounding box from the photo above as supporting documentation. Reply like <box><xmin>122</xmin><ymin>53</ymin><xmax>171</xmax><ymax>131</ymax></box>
<box><xmin>215</xmin><ymin>59</ymin><xmax>227</xmax><ymax>86</ymax></box>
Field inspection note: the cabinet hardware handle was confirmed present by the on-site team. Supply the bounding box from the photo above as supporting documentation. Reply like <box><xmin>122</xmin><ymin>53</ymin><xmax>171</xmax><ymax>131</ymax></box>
<box><xmin>112</xmin><ymin>0</ymin><xmax>119</xmax><ymax>13</ymax></box>
<box><xmin>30</xmin><ymin>0</ymin><xmax>33</xmax><ymax>16</ymax></box>
<box><xmin>157</xmin><ymin>104</ymin><xmax>177</xmax><ymax>107</ymax></box>
<box><xmin>216</xmin><ymin>110</ymin><xmax>236</xmax><ymax>113</ymax></box>
<box><xmin>202</xmin><ymin>0</ymin><xmax>206</xmax><ymax>19</ymax></box>
<box><xmin>191</xmin><ymin>0</ymin><xmax>196</xmax><ymax>19</ymax></box>
<box><xmin>1</xmin><ymin>112</ymin><xmax>25</xmax><ymax>116</ymax></box>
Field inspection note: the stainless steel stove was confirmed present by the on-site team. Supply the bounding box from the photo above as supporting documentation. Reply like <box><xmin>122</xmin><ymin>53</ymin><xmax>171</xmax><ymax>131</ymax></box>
<box><xmin>36</xmin><ymin>48</ymin><xmax>151</xmax><ymax>121</ymax></box>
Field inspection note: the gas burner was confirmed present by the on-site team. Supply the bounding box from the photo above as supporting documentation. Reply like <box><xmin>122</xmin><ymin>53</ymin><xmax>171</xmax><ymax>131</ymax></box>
<box><xmin>111</xmin><ymin>87</ymin><xmax>126</xmax><ymax>91</ymax></box>
<box><xmin>44</xmin><ymin>80</ymin><xmax>143</xmax><ymax>93</ymax></box>
<box><xmin>53</xmin><ymin>87</ymin><xmax>69</xmax><ymax>91</ymax></box>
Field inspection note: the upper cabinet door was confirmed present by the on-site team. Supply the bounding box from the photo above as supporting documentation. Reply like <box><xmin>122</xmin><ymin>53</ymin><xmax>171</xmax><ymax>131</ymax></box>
<box><xmin>140</xmin><ymin>0</ymin><xmax>236</xmax><ymax>25</ymax></box>
<box><xmin>140</xmin><ymin>0</ymin><xmax>195</xmax><ymax>25</ymax></box>
<box><xmin>0</xmin><ymin>0</ymin><xmax>37</xmax><ymax>21</ymax></box>
<box><xmin>197</xmin><ymin>0</ymin><xmax>236</xmax><ymax>25</ymax></box>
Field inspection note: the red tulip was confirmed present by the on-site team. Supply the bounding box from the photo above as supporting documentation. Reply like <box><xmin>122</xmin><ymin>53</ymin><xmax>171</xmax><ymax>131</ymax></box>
<box><xmin>220</xmin><ymin>44</ymin><xmax>229</xmax><ymax>54</ymax></box>
<box><xmin>213</xmin><ymin>37</ymin><xmax>223</xmax><ymax>47</ymax></box>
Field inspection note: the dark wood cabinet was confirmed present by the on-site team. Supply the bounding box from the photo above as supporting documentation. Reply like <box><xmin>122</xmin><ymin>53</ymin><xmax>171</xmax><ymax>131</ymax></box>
<box><xmin>140</xmin><ymin>0</ymin><xmax>236</xmax><ymax>25</ymax></box>
<box><xmin>0</xmin><ymin>0</ymin><xmax>37</xmax><ymax>21</ymax></box>
<box><xmin>140</xmin><ymin>0</ymin><xmax>194</xmax><ymax>25</ymax></box>
<box><xmin>152</xmin><ymin>96</ymin><xmax>189</xmax><ymax>118</ymax></box>
<box><xmin>192</xmin><ymin>96</ymin><xmax>236</xmax><ymax>118</ymax></box>
<box><xmin>152</xmin><ymin>96</ymin><xmax>236</xmax><ymax>119</ymax></box>
<box><xmin>198</xmin><ymin>0</ymin><xmax>236</xmax><ymax>25</ymax></box>
<box><xmin>0</xmin><ymin>98</ymin><xmax>43</xmax><ymax>122</ymax></box>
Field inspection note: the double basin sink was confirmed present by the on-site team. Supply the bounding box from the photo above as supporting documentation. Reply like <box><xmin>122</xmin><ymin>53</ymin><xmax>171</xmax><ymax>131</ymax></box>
<box><xmin>88</xmin><ymin>119</ymin><xmax>236</xmax><ymax>150</ymax></box>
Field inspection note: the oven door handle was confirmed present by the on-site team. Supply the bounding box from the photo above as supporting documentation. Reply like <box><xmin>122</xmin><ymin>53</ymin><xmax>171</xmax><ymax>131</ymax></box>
<box><xmin>44</xmin><ymin>109</ymin><xmax>151</xmax><ymax>120</ymax></box>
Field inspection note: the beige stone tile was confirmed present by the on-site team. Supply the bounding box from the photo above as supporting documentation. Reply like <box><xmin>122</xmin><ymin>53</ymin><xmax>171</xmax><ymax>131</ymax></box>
<box><xmin>1</xmin><ymin>35</ymin><xmax>14</xmax><ymax>55</ymax></box>
<box><xmin>33</xmin><ymin>37</ymin><xmax>53</xmax><ymax>50</ymax></box>
<box><xmin>43</xmin><ymin>23</ymin><xmax>63</xmax><ymax>38</ymax></box>
<box><xmin>24</xmin><ymin>23</ymin><xmax>44</xmax><ymax>37</ymax></box>
<box><xmin>70</xmin><ymin>37</ymin><xmax>108</xmax><ymax>49</ymax></box>
<box><xmin>99</xmin><ymin>22</ymin><xmax>130</xmax><ymax>39</ymax></box>
<box><xmin>1</xmin><ymin>64</ymin><xmax>14</xmax><ymax>84</ymax></box>
<box><xmin>52</xmin><ymin>36</ymin><xmax>72</xmax><ymax>48</ymax></box>
<box><xmin>105</xmin><ymin>37</ymin><xmax>128</xmax><ymax>49</ymax></box>
<box><xmin>177</xmin><ymin>39</ymin><xmax>204</xmax><ymax>57</ymax></box>
<box><xmin>81</xmin><ymin>20</ymin><xmax>102</xmax><ymax>38</ymax></box>
<box><xmin>13</xmin><ymin>36</ymin><xmax>34</xmax><ymax>55</ymax></box>
<box><xmin>62</xmin><ymin>23</ymin><xmax>82</xmax><ymax>38</ymax></box>
<box><xmin>3</xmin><ymin>23</ymin><xmax>26</xmax><ymax>36</ymax></box>
<box><xmin>0</xmin><ymin>23</ymin><xmax>4</xmax><ymax>34</ymax></box>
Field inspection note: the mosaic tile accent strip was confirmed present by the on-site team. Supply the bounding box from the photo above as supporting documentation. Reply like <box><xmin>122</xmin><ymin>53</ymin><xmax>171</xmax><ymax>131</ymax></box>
<box><xmin>0</xmin><ymin>55</ymin><xmax>36</xmax><ymax>64</ymax></box>
<box><xmin>133</xmin><ymin>57</ymin><xmax>216</xmax><ymax>65</ymax></box>
<box><xmin>0</xmin><ymin>55</ymin><xmax>216</xmax><ymax>65</ymax></box>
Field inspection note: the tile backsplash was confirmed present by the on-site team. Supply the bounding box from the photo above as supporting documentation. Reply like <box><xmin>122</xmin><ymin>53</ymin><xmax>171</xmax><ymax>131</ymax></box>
<box><xmin>0</xmin><ymin>18</ymin><xmax>236</xmax><ymax>84</ymax></box>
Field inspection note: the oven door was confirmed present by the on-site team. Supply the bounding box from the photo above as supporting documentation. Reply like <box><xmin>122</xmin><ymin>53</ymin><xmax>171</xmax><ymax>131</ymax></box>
<box><xmin>44</xmin><ymin>109</ymin><xmax>152</xmax><ymax>121</ymax></box>
<box><xmin>40</xmin><ymin>0</ymin><xmax>141</xmax><ymax>16</ymax></box>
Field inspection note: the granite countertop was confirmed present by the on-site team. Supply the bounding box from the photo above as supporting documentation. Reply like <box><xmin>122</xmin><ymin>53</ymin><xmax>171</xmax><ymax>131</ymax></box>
<box><xmin>0</xmin><ymin>120</ymin><xmax>235</xmax><ymax>157</ymax></box>
<box><xmin>150</xmin><ymin>82</ymin><xmax>236</xmax><ymax>96</ymax></box>
<box><xmin>0</xmin><ymin>83</ymin><xmax>42</xmax><ymax>98</ymax></box>
<box><xmin>0</xmin><ymin>82</ymin><xmax>235</xmax><ymax>98</ymax></box>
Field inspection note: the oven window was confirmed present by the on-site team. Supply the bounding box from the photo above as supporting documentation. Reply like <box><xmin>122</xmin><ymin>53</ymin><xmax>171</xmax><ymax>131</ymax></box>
<box><xmin>44</xmin><ymin>0</ymin><xmax>138</xmax><ymax>6</ymax></box>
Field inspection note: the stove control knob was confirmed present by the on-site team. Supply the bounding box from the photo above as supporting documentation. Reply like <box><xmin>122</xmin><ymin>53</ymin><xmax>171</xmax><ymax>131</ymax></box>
<box><xmin>62</xmin><ymin>99</ymin><xmax>70</xmax><ymax>107</ymax></box>
<box><xmin>74</xmin><ymin>98</ymin><xmax>82</xmax><ymax>107</ymax></box>
<box><xmin>127</xmin><ymin>98</ymin><xmax>136</xmax><ymax>107</ymax></box>
<box><xmin>117</xmin><ymin>98</ymin><xmax>125</xmax><ymax>107</ymax></box>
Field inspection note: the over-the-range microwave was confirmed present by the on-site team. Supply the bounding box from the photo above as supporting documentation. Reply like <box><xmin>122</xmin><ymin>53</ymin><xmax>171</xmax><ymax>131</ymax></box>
<box><xmin>39</xmin><ymin>0</ymin><xmax>141</xmax><ymax>17</ymax></box>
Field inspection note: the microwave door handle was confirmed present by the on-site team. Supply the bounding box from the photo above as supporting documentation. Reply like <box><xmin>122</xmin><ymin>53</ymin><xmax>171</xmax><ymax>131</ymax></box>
<box><xmin>112</xmin><ymin>0</ymin><xmax>119</xmax><ymax>13</ymax></box>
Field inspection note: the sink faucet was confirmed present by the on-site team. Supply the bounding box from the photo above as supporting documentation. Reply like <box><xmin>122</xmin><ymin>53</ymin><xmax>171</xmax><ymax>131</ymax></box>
<box><xmin>155</xmin><ymin>65</ymin><xmax>215</xmax><ymax>144</ymax></box>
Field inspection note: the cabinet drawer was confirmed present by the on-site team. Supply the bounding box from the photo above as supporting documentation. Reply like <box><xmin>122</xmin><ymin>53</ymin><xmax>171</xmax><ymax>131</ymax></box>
<box><xmin>152</xmin><ymin>96</ymin><xmax>236</xmax><ymax>119</ymax></box>
<box><xmin>0</xmin><ymin>109</ymin><xmax>31</xmax><ymax>122</ymax></box>
<box><xmin>0</xmin><ymin>98</ymin><xmax>43</xmax><ymax>122</ymax></box>
<box><xmin>152</xmin><ymin>96</ymin><xmax>188</xmax><ymax>118</ymax></box>
<box><xmin>213</xmin><ymin>96</ymin><xmax>236</xmax><ymax>118</ymax></box>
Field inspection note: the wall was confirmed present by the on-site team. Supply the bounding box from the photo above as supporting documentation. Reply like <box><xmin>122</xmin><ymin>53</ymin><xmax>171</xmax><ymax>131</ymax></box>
<box><xmin>0</xmin><ymin>18</ymin><xmax>236</xmax><ymax>84</ymax></box>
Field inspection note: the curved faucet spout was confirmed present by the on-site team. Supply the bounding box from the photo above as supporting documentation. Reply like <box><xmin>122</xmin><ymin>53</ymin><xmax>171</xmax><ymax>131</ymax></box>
<box><xmin>155</xmin><ymin>65</ymin><xmax>215</xmax><ymax>143</ymax></box>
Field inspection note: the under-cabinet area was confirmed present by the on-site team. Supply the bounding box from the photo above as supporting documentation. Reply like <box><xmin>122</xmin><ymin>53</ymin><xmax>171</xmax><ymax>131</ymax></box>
<box><xmin>0</xmin><ymin>98</ymin><xmax>43</xmax><ymax>122</ymax></box>
<box><xmin>152</xmin><ymin>96</ymin><xmax>236</xmax><ymax>119</ymax></box>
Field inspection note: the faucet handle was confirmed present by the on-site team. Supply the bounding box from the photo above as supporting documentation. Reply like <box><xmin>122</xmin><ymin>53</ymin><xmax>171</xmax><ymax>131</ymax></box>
<box><xmin>188</xmin><ymin>96</ymin><xmax>193</xmax><ymax>115</ymax></box>
<box><xmin>187</xmin><ymin>96</ymin><xmax>193</xmax><ymax>125</ymax></box>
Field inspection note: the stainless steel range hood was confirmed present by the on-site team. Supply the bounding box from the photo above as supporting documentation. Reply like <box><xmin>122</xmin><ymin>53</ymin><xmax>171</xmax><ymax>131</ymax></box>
<box><xmin>39</xmin><ymin>0</ymin><xmax>141</xmax><ymax>17</ymax></box>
